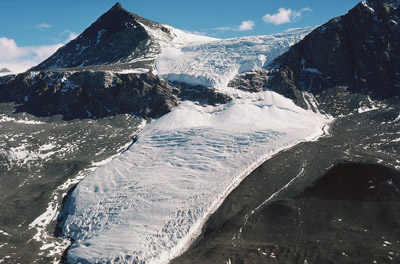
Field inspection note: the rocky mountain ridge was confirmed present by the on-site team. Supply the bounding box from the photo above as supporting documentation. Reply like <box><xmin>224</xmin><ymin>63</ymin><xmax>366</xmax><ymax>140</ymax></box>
<box><xmin>0</xmin><ymin>71</ymin><xmax>229</xmax><ymax>120</ymax></box>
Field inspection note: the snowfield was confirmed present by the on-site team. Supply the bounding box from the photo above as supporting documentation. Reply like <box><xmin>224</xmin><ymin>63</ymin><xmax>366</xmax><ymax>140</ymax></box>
<box><xmin>60</xmin><ymin>26</ymin><xmax>330</xmax><ymax>263</ymax></box>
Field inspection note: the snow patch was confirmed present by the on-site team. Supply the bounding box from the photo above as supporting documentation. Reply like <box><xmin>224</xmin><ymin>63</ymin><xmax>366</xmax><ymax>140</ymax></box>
<box><xmin>0</xmin><ymin>230</ymin><xmax>10</xmax><ymax>237</ymax></box>
<box><xmin>0</xmin><ymin>115</ymin><xmax>44</xmax><ymax>124</ymax></box>
<box><xmin>115</xmin><ymin>68</ymin><xmax>150</xmax><ymax>74</ymax></box>
<box><xmin>96</xmin><ymin>29</ymin><xmax>107</xmax><ymax>45</ymax></box>
<box><xmin>362</xmin><ymin>1</ymin><xmax>375</xmax><ymax>13</ymax></box>
<box><xmin>394</xmin><ymin>114</ymin><xmax>400</xmax><ymax>122</ymax></box>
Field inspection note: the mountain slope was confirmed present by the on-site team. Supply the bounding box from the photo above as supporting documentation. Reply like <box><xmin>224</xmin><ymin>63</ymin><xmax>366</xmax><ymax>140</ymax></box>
<box><xmin>230</xmin><ymin>0</ymin><xmax>400</xmax><ymax>116</ymax></box>
<box><xmin>32</xmin><ymin>3</ymin><xmax>159</xmax><ymax>70</ymax></box>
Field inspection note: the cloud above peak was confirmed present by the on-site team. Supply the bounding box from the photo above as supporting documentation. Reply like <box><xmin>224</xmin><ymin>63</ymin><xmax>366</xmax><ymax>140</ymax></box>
<box><xmin>263</xmin><ymin>7</ymin><xmax>312</xmax><ymax>25</ymax></box>
<box><xmin>0</xmin><ymin>31</ymin><xmax>77</xmax><ymax>74</ymax></box>
<box><xmin>36</xmin><ymin>23</ymin><xmax>52</xmax><ymax>31</ymax></box>
<box><xmin>238</xmin><ymin>20</ymin><xmax>255</xmax><ymax>31</ymax></box>
<box><xmin>213</xmin><ymin>20</ymin><xmax>255</xmax><ymax>32</ymax></box>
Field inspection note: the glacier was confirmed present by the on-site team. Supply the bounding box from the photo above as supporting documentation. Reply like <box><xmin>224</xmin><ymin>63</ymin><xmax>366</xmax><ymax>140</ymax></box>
<box><xmin>60</xmin><ymin>27</ymin><xmax>330</xmax><ymax>263</ymax></box>
<box><xmin>155</xmin><ymin>27</ymin><xmax>314</xmax><ymax>88</ymax></box>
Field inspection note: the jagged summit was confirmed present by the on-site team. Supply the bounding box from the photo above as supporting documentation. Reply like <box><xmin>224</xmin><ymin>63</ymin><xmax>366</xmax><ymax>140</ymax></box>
<box><xmin>31</xmin><ymin>3</ymin><xmax>171</xmax><ymax>71</ymax></box>
<box><xmin>111</xmin><ymin>2</ymin><xmax>123</xmax><ymax>10</ymax></box>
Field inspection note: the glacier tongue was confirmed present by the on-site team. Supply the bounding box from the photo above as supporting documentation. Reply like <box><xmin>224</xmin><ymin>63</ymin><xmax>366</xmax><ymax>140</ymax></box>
<box><xmin>62</xmin><ymin>89</ymin><xmax>329</xmax><ymax>263</ymax></box>
<box><xmin>155</xmin><ymin>27</ymin><xmax>314</xmax><ymax>88</ymax></box>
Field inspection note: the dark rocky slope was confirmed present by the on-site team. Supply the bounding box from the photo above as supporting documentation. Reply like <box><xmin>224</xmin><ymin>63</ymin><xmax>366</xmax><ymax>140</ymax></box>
<box><xmin>230</xmin><ymin>0</ymin><xmax>400</xmax><ymax>116</ymax></box>
<box><xmin>0</xmin><ymin>71</ymin><xmax>177</xmax><ymax>119</ymax></box>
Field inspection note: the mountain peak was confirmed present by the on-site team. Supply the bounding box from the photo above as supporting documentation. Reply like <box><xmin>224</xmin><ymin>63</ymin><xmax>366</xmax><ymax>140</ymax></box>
<box><xmin>111</xmin><ymin>2</ymin><xmax>123</xmax><ymax>10</ymax></box>
<box><xmin>0</xmin><ymin>67</ymin><xmax>11</xmax><ymax>73</ymax></box>
<box><xmin>31</xmin><ymin>3</ymin><xmax>158</xmax><ymax>70</ymax></box>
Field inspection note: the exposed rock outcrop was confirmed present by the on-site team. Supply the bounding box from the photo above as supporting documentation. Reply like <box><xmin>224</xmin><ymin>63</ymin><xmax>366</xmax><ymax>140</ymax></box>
<box><xmin>0</xmin><ymin>71</ymin><xmax>177</xmax><ymax>119</ymax></box>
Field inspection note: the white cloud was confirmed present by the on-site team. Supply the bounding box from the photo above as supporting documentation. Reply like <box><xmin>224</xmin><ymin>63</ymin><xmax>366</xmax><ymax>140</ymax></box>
<box><xmin>213</xmin><ymin>20</ymin><xmax>255</xmax><ymax>32</ymax></box>
<box><xmin>182</xmin><ymin>30</ymin><xmax>208</xmax><ymax>36</ymax></box>
<box><xmin>238</xmin><ymin>20</ymin><xmax>255</xmax><ymax>31</ymax></box>
<box><xmin>300</xmin><ymin>7</ymin><xmax>313</xmax><ymax>13</ymax></box>
<box><xmin>36</xmin><ymin>23</ymin><xmax>52</xmax><ymax>30</ymax></box>
<box><xmin>67</xmin><ymin>32</ymin><xmax>79</xmax><ymax>42</ymax></box>
<box><xmin>0</xmin><ymin>31</ymin><xmax>77</xmax><ymax>74</ymax></box>
<box><xmin>263</xmin><ymin>7</ymin><xmax>312</xmax><ymax>25</ymax></box>
<box><xmin>213</xmin><ymin>26</ymin><xmax>232</xmax><ymax>31</ymax></box>
<box><xmin>0</xmin><ymin>37</ymin><xmax>28</xmax><ymax>61</ymax></box>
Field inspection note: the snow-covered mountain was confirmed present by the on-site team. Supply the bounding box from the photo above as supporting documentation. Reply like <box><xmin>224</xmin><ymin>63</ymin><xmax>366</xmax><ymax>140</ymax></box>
<box><xmin>1</xmin><ymin>1</ymin><xmax>399</xmax><ymax>264</ymax></box>
<box><xmin>26</xmin><ymin>3</ymin><xmax>328</xmax><ymax>264</ymax></box>
<box><xmin>0</xmin><ymin>5</ymin><xmax>312</xmax><ymax>120</ymax></box>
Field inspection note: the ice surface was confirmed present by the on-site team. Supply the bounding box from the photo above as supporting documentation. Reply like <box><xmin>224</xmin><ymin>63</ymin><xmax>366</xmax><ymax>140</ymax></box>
<box><xmin>63</xmin><ymin>91</ymin><xmax>328</xmax><ymax>263</ymax></box>
<box><xmin>155</xmin><ymin>27</ymin><xmax>313</xmax><ymax>88</ymax></box>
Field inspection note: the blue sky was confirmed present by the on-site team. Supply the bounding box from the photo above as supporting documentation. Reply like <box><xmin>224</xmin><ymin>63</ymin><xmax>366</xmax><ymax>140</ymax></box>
<box><xmin>0</xmin><ymin>0</ymin><xmax>361</xmax><ymax>72</ymax></box>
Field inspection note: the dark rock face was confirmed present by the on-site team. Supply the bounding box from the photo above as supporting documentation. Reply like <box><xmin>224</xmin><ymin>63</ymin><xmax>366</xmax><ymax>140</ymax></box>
<box><xmin>31</xmin><ymin>3</ymin><xmax>169</xmax><ymax>71</ymax></box>
<box><xmin>230</xmin><ymin>0</ymin><xmax>400</xmax><ymax>115</ymax></box>
<box><xmin>0</xmin><ymin>71</ymin><xmax>179</xmax><ymax>119</ymax></box>
<box><xmin>228</xmin><ymin>68</ymin><xmax>270</xmax><ymax>93</ymax></box>
<box><xmin>170</xmin><ymin>82</ymin><xmax>232</xmax><ymax>106</ymax></box>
